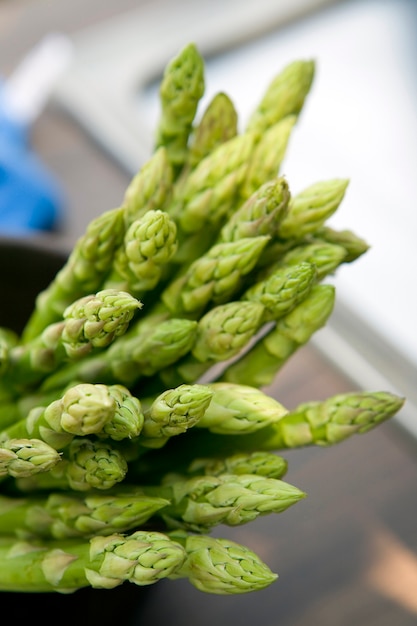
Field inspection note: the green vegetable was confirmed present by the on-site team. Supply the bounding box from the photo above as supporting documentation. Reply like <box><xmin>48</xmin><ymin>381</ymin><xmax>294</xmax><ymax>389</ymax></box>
<box><xmin>155</xmin><ymin>42</ymin><xmax>205</xmax><ymax>175</ymax></box>
<box><xmin>246</xmin><ymin>59</ymin><xmax>315</xmax><ymax>134</ymax></box>
<box><xmin>170</xmin><ymin>532</ymin><xmax>278</xmax><ymax>594</ymax></box>
<box><xmin>139</xmin><ymin>383</ymin><xmax>214</xmax><ymax>448</ymax></box>
<box><xmin>0</xmin><ymin>530</ymin><xmax>186</xmax><ymax>592</ymax></box>
<box><xmin>185</xmin><ymin>92</ymin><xmax>238</xmax><ymax>171</ymax></box>
<box><xmin>122</xmin><ymin>147</ymin><xmax>173</xmax><ymax>225</ymax></box>
<box><xmin>21</xmin><ymin>208</ymin><xmax>126</xmax><ymax>341</ymax></box>
<box><xmin>221</xmin><ymin>284</ymin><xmax>336</xmax><ymax>386</ymax></box>
<box><xmin>104</xmin><ymin>209</ymin><xmax>178</xmax><ymax>296</ymax></box>
<box><xmin>146</xmin><ymin>472</ymin><xmax>305</xmax><ymax>532</ymax></box>
<box><xmin>3</xmin><ymin>290</ymin><xmax>141</xmax><ymax>393</ymax></box>
<box><xmin>0</xmin><ymin>383</ymin><xmax>143</xmax><ymax>450</ymax></box>
<box><xmin>161</xmin><ymin>236</ymin><xmax>270</xmax><ymax>317</ymax></box>
<box><xmin>158</xmin><ymin>390</ymin><xmax>405</xmax><ymax>463</ymax></box>
<box><xmin>160</xmin><ymin>300</ymin><xmax>266</xmax><ymax>387</ymax></box>
<box><xmin>15</xmin><ymin>437</ymin><xmax>128</xmax><ymax>492</ymax></box>
<box><xmin>0</xmin><ymin>43</ymin><xmax>406</xmax><ymax>598</ymax></box>
<box><xmin>0</xmin><ymin>438</ymin><xmax>61</xmax><ymax>478</ymax></box>
<box><xmin>0</xmin><ymin>491</ymin><xmax>170</xmax><ymax>539</ymax></box>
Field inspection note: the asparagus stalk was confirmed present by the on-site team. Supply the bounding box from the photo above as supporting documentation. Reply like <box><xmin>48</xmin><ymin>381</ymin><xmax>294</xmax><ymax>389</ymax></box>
<box><xmin>187</xmin><ymin>450</ymin><xmax>288</xmax><ymax>480</ymax></box>
<box><xmin>246</xmin><ymin>59</ymin><xmax>315</xmax><ymax>134</ymax></box>
<box><xmin>15</xmin><ymin>437</ymin><xmax>128</xmax><ymax>492</ymax></box>
<box><xmin>261</xmin><ymin>241</ymin><xmax>347</xmax><ymax>282</ymax></box>
<box><xmin>40</xmin><ymin>317</ymin><xmax>198</xmax><ymax>391</ymax></box>
<box><xmin>138</xmin><ymin>383</ymin><xmax>214</xmax><ymax>449</ymax></box>
<box><xmin>0</xmin><ymin>383</ymin><xmax>142</xmax><ymax>450</ymax></box>
<box><xmin>220</xmin><ymin>284</ymin><xmax>336</xmax><ymax>386</ymax></box>
<box><xmin>160</xmin><ymin>390</ymin><xmax>405</xmax><ymax>463</ymax></box>
<box><xmin>276</xmin><ymin>178</ymin><xmax>349</xmax><ymax>240</ymax></box>
<box><xmin>129</xmin><ymin>386</ymin><xmax>289</xmax><ymax>481</ymax></box>
<box><xmin>194</xmin><ymin>382</ymin><xmax>288</xmax><ymax>435</ymax></box>
<box><xmin>155</xmin><ymin>42</ymin><xmax>205</xmax><ymax>175</ymax></box>
<box><xmin>0</xmin><ymin>385</ymin><xmax>73</xmax><ymax>431</ymax></box>
<box><xmin>218</xmin><ymin>177</ymin><xmax>290</xmax><ymax>243</ymax></box>
<box><xmin>122</xmin><ymin>147</ymin><xmax>173</xmax><ymax>225</ymax></box>
<box><xmin>185</xmin><ymin>92</ymin><xmax>238</xmax><ymax>171</ymax></box>
<box><xmin>0</xmin><ymin>491</ymin><xmax>170</xmax><ymax>540</ymax></box>
<box><xmin>272</xmin><ymin>390</ymin><xmax>406</xmax><ymax>446</ymax></box>
<box><xmin>21</xmin><ymin>207</ymin><xmax>126</xmax><ymax>342</ymax></box>
<box><xmin>103</xmin><ymin>210</ymin><xmax>178</xmax><ymax>296</ymax></box>
<box><xmin>161</xmin><ymin>236</ymin><xmax>270</xmax><ymax>318</ymax></box>
<box><xmin>311</xmin><ymin>225</ymin><xmax>370</xmax><ymax>263</ymax></box>
<box><xmin>4</xmin><ymin>290</ymin><xmax>141</xmax><ymax>391</ymax></box>
<box><xmin>0</xmin><ymin>438</ymin><xmax>61</xmax><ymax>478</ymax></box>
<box><xmin>169</xmin><ymin>532</ymin><xmax>278</xmax><ymax>594</ymax></box>
<box><xmin>169</xmin><ymin>130</ymin><xmax>258</xmax><ymax>233</ymax></box>
<box><xmin>242</xmin><ymin>261</ymin><xmax>317</xmax><ymax>322</ymax></box>
<box><xmin>240</xmin><ymin>116</ymin><xmax>297</xmax><ymax>200</ymax></box>
<box><xmin>0</xmin><ymin>530</ymin><xmax>186</xmax><ymax>591</ymax></box>
<box><xmin>148</xmin><ymin>472</ymin><xmax>305</xmax><ymax>532</ymax></box>
<box><xmin>157</xmin><ymin>450</ymin><xmax>288</xmax><ymax>486</ymax></box>
<box><xmin>102</xmin><ymin>318</ymin><xmax>199</xmax><ymax>386</ymax></box>
<box><xmin>94</xmin><ymin>383</ymin><xmax>144</xmax><ymax>442</ymax></box>
<box><xmin>160</xmin><ymin>300</ymin><xmax>266</xmax><ymax>387</ymax></box>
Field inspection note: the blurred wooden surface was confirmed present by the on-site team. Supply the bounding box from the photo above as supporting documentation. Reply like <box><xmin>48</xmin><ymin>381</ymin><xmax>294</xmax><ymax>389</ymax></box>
<box><xmin>1</xmin><ymin>3</ymin><xmax>417</xmax><ymax>625</ymax></box>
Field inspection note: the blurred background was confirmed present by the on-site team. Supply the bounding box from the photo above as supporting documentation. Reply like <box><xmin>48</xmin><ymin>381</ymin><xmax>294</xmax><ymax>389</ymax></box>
<box><xmin>1</xmin><ymin>1</ymin><xmax>417</xmax><ymax>624</ymax></box>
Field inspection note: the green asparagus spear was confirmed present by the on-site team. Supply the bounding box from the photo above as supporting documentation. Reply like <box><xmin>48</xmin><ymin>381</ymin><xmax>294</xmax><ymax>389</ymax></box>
<box><xmin>194</xmin><ymin>382</ymin><xmax>288</xmax><ymax>435</ymax></box>
<box><xmin>159</xmin><ymin>450</ymin><xmax>288</xmax><ymax>485</ymax></box>
<box><xmin>129</xmin><ymin>387</ymin><xmax>289</xmax><ymax>482</ymax></box>
<box><xmin>21</xmin><ymin>207</ymin><xmax>126</xmax><ymax>342</ymax></box>
<box><xmin>0</xmin><ymin>438</ymin><xmax>61</xmax><ymax>478</ymax></box>
<box><xmin>104</xmin><ymin>210</ymin><xmax>178</xmax><ymax>295</ymax></box>
<box><xmin>122</xmin><ymin>147</ymin><xmax>173</xmax><ymax>225</ymax></box>
<box><xmin>12</xmin><ymin>383</ymin><xmax>144</xmax><ymax>444</ymax></box>
<box><xmin>0</xmin><ymin>491</ymin><xmax>170</xmax><ymax>540</ymax></box>
<box><xmin>246</xmin><ymin>59</ymin><xmax>315</xmax><ymax>134</ymax></box>
<box><xmin>15</xmin><ymin>437</ymin><xmax>128</xmax><ymax>492</ymax></box>
<box><xmin>0</xmin><ymin>530</ymin><xmax>186</xmax><ymax>591</ymax></box>
<box><xmin>218</xmin><ymin>177</ymin><xmax>290</xmax><ymax>243</ymax></box>
<box><xmin>162</xmin><ymin>390</ymin><xmax>405</xmax><ymax>462</ymax></box>
<box><xmin>94</xmin><ymin>384</ymin><xmax>144</xmax><ymax>442</ymax></box>
<box><xmin>160</xmin><ymin>300</ymin><xmax>266</xmax><ymax>387</ymax></box>
<box><xmin>262</xmin><ymin>241</ymin><xmax>347</xmax><ymax>282</ymax></box>
<box><xmin>164</xmin><ymin>128</ymin><xmax>259</xmax><ymax>268</ymax></box>
<box><xmin>311</xmin><ymin>225</ymin><xmax>370</xmax><ymax>263</ymax></box>
<box><xmin>138</xmin><ymin>383</ymin><xmax>214</xmax><ymax>449</ymax></box>
<box><xmin>170</xmin><ymin>532</ymin><xmax>278</xmax><ymax>594</ymax></box>
<box><xmin>40</xmin><ymin>317</ymin><xmax>199</xmax><ymax>391</ymax></box>
<box><xmin>168</xmin><ymin>129</ymin><xmax>258</xmax><ymax>237</ymax></box>
<box><xmin>155</xmin><ymin>42</ymin><xmax>205</xmax><ymax>175</ymax></box>
<box><xmin>273</xmin><ymin>390</ymin><xmax>406</xmax><ymax>446</ymax></box>
<box><xmin>105</xmin><ymin>318</ymin><xmax>199</xmax><ymax>386</ymax></box>
<box><xmin>220</xmin><ymin>284</ymin><xmax>335</xmax><ymax>386</ymax></box>
<box><xmin>186</xmin><ymin>92</ymin><xmax>238</xmax><ymax>170</ymax></box>
<box><xmin>277</xmin><ymin>178</ymin><xmax>349</xmax><ymax>240</ymax></box>
<box><xmin>5</xmin><ymin>290</ymin><xmax>141</xmax><ymax>392</ymax></box>
<box><xmin>240</xmin><ymin>116</ymin><xmax>297</xmax><ymax>200</ymax></box>
<box><xmin>0</xmin><ymin>383</ymin><xmax>138</xmax><ymax>450</ymax></box>
<box><xmin>186</xmin><ymin>450</ymin><xmax>288</xmax><ymax>480</ymax></box>
<box><xmin>149</xmin><ymin>472</ymin><xmax>305</xmax><ymax>532</ymax></box>
<box><xmin>242</xmin><ymin>261</ymin><xmax>317</xmax><ymax>322</ymax></box>
<box><xmin>161</xmin><ymin>236</ymin><xmax>270</xmax><ymax>317</ymax></box>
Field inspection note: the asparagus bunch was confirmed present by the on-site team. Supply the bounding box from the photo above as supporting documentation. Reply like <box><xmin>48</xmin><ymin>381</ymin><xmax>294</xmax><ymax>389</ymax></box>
<box><xmin>0</xmin><ymin>42</ymin><xmax>406</xmax><ymax>598</ymax></box>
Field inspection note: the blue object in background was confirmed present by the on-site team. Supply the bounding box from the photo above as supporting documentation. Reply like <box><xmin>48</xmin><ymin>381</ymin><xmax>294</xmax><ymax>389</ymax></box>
<box><xmin>0</xmin><ymin>34</ymin><xmax>73</xmax><ymax>236</ymax></box>
<box><xmin>0</xmin><ymin>98</ymin><xmax>64</xmax><ymax>234</ymax></box>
